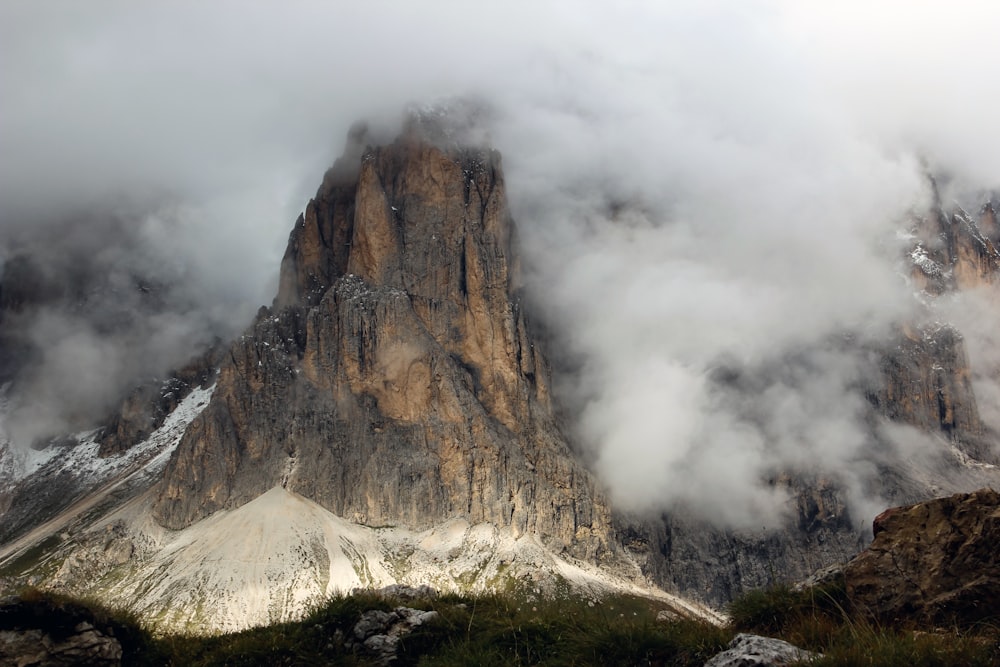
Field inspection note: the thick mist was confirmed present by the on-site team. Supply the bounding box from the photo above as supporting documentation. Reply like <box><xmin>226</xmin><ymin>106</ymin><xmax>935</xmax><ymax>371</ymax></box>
<box><xmin>2</xmin><ymin>2</ymin><xmax>999</xmax><ymax>525</ymax></box>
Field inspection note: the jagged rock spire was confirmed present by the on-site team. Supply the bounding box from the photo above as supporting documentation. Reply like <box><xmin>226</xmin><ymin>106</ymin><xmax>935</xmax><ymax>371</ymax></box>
<box><xmin>152</xmin><ymin>117</ymin><xmax>616</xmax><ymax>562</ymax></box>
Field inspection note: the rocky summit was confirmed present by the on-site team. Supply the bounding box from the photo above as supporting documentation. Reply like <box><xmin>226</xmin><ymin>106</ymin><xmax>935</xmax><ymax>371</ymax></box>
<box><xmin>151</xmin><ymin>117</ymin><xmax>618</xmax><ymax>564</ymax></box>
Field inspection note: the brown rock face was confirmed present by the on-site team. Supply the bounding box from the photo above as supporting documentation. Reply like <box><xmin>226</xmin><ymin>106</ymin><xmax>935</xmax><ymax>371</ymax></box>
<box><xmin>869</xmin><ymin>324</ymin><xmax>991</xmax><ymax>460</ymax></box>
<box><xmin>844</xmin><ymin>488</ymin><xmax>1000</xmax><ymax>626</ymax></box>
<box><xmin>909</xmin><ymin>199</ymin><xmax>1000</xmax><ymax>295</ymax></box>
<box><xmin>152</xmin><ymin>121</ymin><xmax>615</xmax><ymax>561</ymax></box>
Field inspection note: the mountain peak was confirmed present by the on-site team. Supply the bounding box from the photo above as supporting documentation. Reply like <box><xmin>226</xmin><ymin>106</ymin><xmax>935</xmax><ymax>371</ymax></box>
<box><xmin>152</xmin><ymin>125</ymin><xmax>616</xmax><ymax>566</ymax></box>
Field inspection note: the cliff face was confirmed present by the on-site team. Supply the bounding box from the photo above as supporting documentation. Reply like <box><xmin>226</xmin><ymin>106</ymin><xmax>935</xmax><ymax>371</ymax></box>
<box><xmin>880</xmin><ymin>196</ymin><xmax>1000</xmax><ymax>463</ymax></box>
<box><xmin>148</xmin><ymin>124</ymin><xmax>1000</xmax><ymax>602</ymax></box>
<box><xmin>152</xmin><ymin>122</ymin><xmax>616</xmax><ymax>562</ymax></box>
<box><xmin>909</xmin><ymin>202</ymin><xmax>1000</xmax><ymax>295</ymax></box>
<box><xmin>870</xmin><ymin>324</ymin><xmax>991</xmax><ymax>461</ymax></box>
<box><xmin>95</xmin><ymin>346</ymin><xmax>220</xmax><ymax>457</ymax></box>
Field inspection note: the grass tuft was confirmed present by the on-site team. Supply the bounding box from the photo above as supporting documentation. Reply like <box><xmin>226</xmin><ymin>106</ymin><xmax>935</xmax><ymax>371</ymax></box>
<box><xmin>728</xmin><ymin>580</ymin><xmax>1000</xmax><ymax>667</ymax></box>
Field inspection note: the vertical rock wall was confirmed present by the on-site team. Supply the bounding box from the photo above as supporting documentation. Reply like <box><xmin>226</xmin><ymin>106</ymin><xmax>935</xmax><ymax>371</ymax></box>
<box><xmin>152</xmin><ymin>122</ymin><xmax>616</xmax><ymax>563</ymax></box>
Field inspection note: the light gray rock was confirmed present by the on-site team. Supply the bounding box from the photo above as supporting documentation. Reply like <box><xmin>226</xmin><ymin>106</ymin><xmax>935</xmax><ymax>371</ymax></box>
<box><xmin>362</xmin><ymin>633</ymin><xmax>399</xmax><ymax>664</ymax></box>
<box><xmin>353</xmin><ymin>609</ymin><xmax>397</xmax><ymax>641</ymax></box>
<box><xmin>704</xmin><ymin>633</ymin><xmax>817</xmax><ymax>667</ymax></box>
<box><xmin>350</xmin><ymin>606</ymin><xmax>440</xmax><ymax>664</ymax></box>
<box><xmin>793</xmin><ymin>563</ymin><xmax>844</xmax><ymax>592</ymax></box>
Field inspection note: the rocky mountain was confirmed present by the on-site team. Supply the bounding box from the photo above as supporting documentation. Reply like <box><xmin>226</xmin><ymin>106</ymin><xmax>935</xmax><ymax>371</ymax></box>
<box><xmin>2</xmin><ymin>113</ymin><xmax>1000</xmax><ymax>631</ymax></box>
<box><xmin>152</xmin><ymin>118</ymin><xmax>616</xmax><ymax>569</ymax></box>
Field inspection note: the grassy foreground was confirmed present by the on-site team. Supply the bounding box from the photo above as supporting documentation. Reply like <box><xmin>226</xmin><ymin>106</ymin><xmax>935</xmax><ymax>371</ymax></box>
<box><xmin>8</xmin><ymin>582</ymin><xmax>1000</xmax><ymax>666</ymax></box>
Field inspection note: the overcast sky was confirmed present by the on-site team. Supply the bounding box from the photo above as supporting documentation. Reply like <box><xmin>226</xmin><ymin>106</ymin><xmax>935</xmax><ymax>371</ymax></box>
<box><xmin>2</xmin><ymin>1</ymin><xmax>999</xmax><ymax>526</ymax></box>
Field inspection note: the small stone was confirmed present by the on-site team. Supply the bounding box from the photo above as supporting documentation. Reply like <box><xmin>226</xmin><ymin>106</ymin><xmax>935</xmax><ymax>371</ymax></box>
<box><xmin>704</xmin><ymin>633</ymin><xmax>817</xmax><ymax>667</ymax></box>
<box><xmin>353</xmin><ymin>609</ymin><xmax>397</xmax><ymax>641</ymax></box>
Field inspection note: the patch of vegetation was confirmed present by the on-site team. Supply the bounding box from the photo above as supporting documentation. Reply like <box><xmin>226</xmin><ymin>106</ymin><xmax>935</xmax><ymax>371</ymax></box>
<box><xmin>0</xmin><ymin>533</ymin><xmax>64</xmax><ymax>577</ymax></box>
<box><xmin>6</xmin><ymin>587</ymin><xmax>167</xmax><ymax>664</ymax></box>
<box><xmin>728</xmin><ymin>578</ymin><xmax>1000</xmax><ymax>667</ymax></box>
<box><xmin>157</xmin><ymin>590</ymin><xmax>730</xmax><ymax>666</ymax></box>
<box><xmin>5</xmin><ymin>582</ymin><xmax>999</xmax><ymax>666</ymax></box>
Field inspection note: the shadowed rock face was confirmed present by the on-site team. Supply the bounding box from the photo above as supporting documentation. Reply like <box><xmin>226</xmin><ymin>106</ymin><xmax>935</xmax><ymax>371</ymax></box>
<box><xmin>845</xmin><ymin>488</ymin><xmax>1000</xmax><ymax>626</ymax></box>
<box><xmin>151</xmin><ymin>121</ymin><xmax>617</xmax><ymax>563</ymax></box>
<box><xmin>95</xmin><ymin>345</ymin><xmax>221</xmax><ymax>457</ymax></box>
<box><xmin>0</xmin><ymin>595</ymin><xmax>127</xmax><ymax>667</ymax></box>
<box><xmin>885</xmin><ymin>194</ymin><xmax>1000</xmax><ymax>463</ymax></box>
<box><xmin>870</xmin><ymin>323</ymin><xmax>991</xmax><ymax>461</ymax></box>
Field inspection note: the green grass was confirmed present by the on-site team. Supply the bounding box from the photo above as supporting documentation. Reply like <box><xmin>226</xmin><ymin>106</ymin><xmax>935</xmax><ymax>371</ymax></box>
<box><xmin>5</xmin><ymin>583</ymin><xmax>999</xmax><ymax>666</ymax></box>
<box><xmin>0</xmin><ymin>533</ymin><xmax>64</xmax><ymax>577</ymax></box>
<box><xmin>728</xmin><ymin>578</ymin><xmax>1000</xmax><ymax>667</ymax></box>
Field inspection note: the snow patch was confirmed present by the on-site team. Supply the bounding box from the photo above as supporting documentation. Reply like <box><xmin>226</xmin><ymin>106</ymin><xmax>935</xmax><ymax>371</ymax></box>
<box><xmin>949</xmin><ymin>442</ymin><xmax>998</xmax><ymax>471</ymax></box>
<box><xmin>46</xmin><ymin>384</ymin><xmax>212</xmax><ymax>483</ymax></box>
<box><xmin>1</xmin><ymin>384</ymin><xmax>213</xmax><ymax>494</ymax></box>
<box><xmin>910</xmin><ymin>244</ymin><xmax>943</xmax><ymax>277</ymax></box>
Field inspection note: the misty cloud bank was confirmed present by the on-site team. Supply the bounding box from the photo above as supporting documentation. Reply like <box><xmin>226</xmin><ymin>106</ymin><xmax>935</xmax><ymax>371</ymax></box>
<box><xmin>2</xmin><ymin>2</ymin><xmax>999</xmax><ymax>525</ymax></box>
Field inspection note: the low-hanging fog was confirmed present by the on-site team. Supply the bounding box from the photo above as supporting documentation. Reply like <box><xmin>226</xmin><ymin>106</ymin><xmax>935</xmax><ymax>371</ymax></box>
<box><xmin>2</xmin><ymin>1</ymin><xmax>998</xmax><ymax>526</ymax></box>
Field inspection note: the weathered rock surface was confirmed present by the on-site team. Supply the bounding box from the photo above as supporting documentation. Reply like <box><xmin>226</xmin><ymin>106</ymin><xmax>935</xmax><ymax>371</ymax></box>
<box><xmin>845</xmin><ymin>488</ymin><xmax>1000</xmax><ymax>626</ymax></box>
<box><xmin>152</xmin><ymin>117</ymin><xmax>618</xmax><ymax>564</ymax></box>
<box><xmin>619</xmin><ymin>493</ymin><xmax>863</xmax><ymax>606</ymax></box>
<box><xmin>909</xmin><ymin>195</ymin><xmax>1000</xmax><ymax>295</ymax></box>
<box><xmin>349</xmin><ymin>606</ymin><xmax>439</xmax><ymax>665</ymax></box>
<box><xmin>703</xmin><ymin>633</ymin><xmax>816</xmax><ymax>667</ymax></box>
<box><xmin>145</xmin><ymin>118</ymin><xmax>1000</xmax><ymax>609</ymax></box>
<box><xmin>869</xmin><ymin>323</ymin><xmax>993</xmax><ymax>462</ymax></box>
<box><xmin>0</xmin><ymin>596</ymin><xmax>127</xmax><ymax>667</ymax></box>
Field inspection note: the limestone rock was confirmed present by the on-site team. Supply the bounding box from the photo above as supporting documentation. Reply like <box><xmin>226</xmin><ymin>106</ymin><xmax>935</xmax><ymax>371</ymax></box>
<box><xmin>350</xmin><ymin>606</ymin><xmax>440</xmax><ymax>665</ymax></box>
<box><xmin>869</xmin><ymin>323</ymin><xmax>992</xmax><ymax>461</ymax></box>
<box><xmin>0</xmin><ymin>596</ymin><xmax>125</xmax><ymax>667</ymax></box>
<box><xmin>152</xmin><ymin>118</ymin><xmax>617</xmax><ymax>564</ymax></box>
<box><xmin>703</xmin><ymin>633</ymin><xmax>816</xmax><ymax>667</ymax></box>
<box><xmin>844</xmin><ymin>488</ymin><xmax>1000</xmax><ymax>625</ymax></box>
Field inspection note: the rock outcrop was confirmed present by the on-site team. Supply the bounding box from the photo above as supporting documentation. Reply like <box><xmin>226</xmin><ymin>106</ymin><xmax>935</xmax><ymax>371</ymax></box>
<box><xmin>869</xmin><ymin>323</ymin><xmax>993</xmax><ymax>461</ymax></box>
<box><xmin>152</xmin><ymin>117</ymin><xmax>617</xmax><ymax>563</ymax></box>
<box><xmin>6</xmin><ymin>114</ymin><xmax>1000</xmax><ymax>623</ymax></box>
<box><xmin>348</xmin><ymin>606</ymin><xmax>440</xmax><ymax>665</ymax></box>
<box><xmin>844</xmin><ymin>488</ymin><xmax>1000</xmax><ymax>626</ymax></box>
<box><xmin>0</xmin><ymin>595</ymin><xmax>131</xmax><ymax>667</ymax></box>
